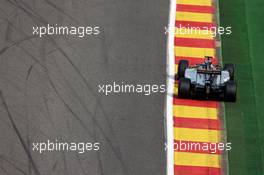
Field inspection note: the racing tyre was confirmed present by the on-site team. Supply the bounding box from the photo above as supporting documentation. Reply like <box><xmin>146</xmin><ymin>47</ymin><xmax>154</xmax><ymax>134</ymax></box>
<box><xmin>224</xmin><ymin>64</ymin><xmax>234</xmax><ymax>80</ymax></box>
<box><xmin>224</xmin><ymin>81</ymin><xmax>237</xmax><ymax>102</ymax></box>
<box><xmin>178</xmin><ymin>78</ymin><xmax>191</xmax><ymax>98</ymax></box>
<box><xmin>178</xmin><ymin>60</ymin><xmax>189</xmax><ymax>79</ymax></box>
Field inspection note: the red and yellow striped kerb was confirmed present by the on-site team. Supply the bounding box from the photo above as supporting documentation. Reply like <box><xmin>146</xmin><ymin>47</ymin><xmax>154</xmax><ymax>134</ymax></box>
<box><xmin>173</xmin><ymin>0</ymin><xmax>222</xmax><ymax>174</ymax></box>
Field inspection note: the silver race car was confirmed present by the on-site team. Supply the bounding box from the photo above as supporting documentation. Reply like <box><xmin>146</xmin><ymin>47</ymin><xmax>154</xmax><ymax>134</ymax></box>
<box><xmin>177</xmin><ymin>57</ymin><xmax>237</xmax><ymax>102</ymax></box>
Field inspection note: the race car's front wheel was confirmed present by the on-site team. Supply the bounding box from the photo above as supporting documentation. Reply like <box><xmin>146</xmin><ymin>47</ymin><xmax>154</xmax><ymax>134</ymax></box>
<box><xmin>224</xmin><ymin>64</ymin><xmax>234</xmax><ymax>80</ymax></box>
<box><xmin>178</xmin><ymin>60</ymin><xmax>189</xmax><ymax>79</ymax></box>
<box><xmin>178</xmin><ymin>78</ymin><xmax>191</xmax><ymax>98</ymax></box>
<box><xmin>224</xmin><ymin>81</ymin><xmax>237</xmax><ymax>102</ymax></box>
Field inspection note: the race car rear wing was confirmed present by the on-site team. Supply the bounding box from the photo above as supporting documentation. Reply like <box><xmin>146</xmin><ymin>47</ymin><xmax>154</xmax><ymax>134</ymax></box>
<box><xmin>197</xmin><ymin>69</ymin><xmax>222</xmax><ymax>75</ymax></box>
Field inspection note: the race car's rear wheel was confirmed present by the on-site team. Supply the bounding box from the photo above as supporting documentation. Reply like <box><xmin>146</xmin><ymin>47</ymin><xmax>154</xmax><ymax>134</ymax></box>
<box><xmin>178</xmin><ymin>78</ymin><xmax>191</xmax><ymax>98</ymax></box>
<box><xmin>224</xmin><ymin>64</ymin><xmax>234</xmax><ymax>80</ymax></box>
<box><xmin>224</xmin><ymin>81</ymin><xmax>237</xmax><ymax>102</ymax></box>
<box><xmin>178</xmin><ymin>60</ymin><xmax>189</xmax><ymax>79</ymax></box>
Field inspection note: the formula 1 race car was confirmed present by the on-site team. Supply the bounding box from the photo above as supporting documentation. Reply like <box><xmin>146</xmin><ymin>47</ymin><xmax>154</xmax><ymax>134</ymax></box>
<box><xmin>177</xmin><ymin>57</ymin><xmax>237</xmax><ymax>102</ymax></box>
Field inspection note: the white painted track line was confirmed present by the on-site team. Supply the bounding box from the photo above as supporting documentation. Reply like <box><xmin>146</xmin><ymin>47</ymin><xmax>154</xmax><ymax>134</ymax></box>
<box><xmin>166</xmin><ymin>0</ymin><xmax>176</xmax><ymax>174</ymax></box>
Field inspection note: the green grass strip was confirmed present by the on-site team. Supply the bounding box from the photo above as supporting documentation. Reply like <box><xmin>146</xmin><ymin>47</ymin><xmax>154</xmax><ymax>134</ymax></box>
<box><xmin>220</xmin><ymin>0</ymin><xmax>264</xmax><ymax>174</ymax></box>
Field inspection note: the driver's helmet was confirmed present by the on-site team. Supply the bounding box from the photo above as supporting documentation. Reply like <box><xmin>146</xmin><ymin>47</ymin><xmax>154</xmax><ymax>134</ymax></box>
<box><xmin>204</xmin><ymin>56</ymin><xmax>212</xmax><ymax>69</ymax></box>
<box><xmin>205</xmin><ymin>57</ymin><xmax>212</xmax><ymax>65</ymax></box>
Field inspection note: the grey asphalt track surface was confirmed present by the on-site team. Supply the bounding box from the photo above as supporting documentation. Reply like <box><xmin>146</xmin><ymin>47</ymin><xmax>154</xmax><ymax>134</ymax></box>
<box><xmin>0</xmin><ymin>0</ymin><xmax>169</xmax><ymax>175</ymax></box>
